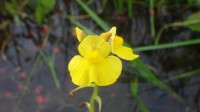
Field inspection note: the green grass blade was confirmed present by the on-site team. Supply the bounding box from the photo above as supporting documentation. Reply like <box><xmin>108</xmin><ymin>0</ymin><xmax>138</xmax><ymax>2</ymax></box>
<box><xmin>166</xmin><ymin>69</ymin><xmax>200</xmax><ymax>82</ymax></box>
<box><xmin>127</xmin><ymin>0</ymin><xmax>133</xmax><ymax>17</ymax></box>
<box><xmin>67</xmin><ymin>16</ymin><xmax>94</xmax><ymax>35</ymax></box>
<box><xmin>118</xmin><ymin>0</ymin><xmax>124</xmax><ymax>14</ymax></box>
<box><xmin>134</xmin><ymin>38</ymin><xmax>200</xmax><ymax>52</ymax></box>
<box><xmin>130</xmin><ymin>78</ymin><xmax>138</xmax><ymax>96</ymax></box>
<box><xmin>41</xmin><ymin>51</ymin><xmax>61</xmax><ymax>89</ymax></box>
<box><xmin>75</xmin><ymin>0</ymin><xmax>110</xmax><ymax>31</ymax></box>
<box><xmin>133</xmin><ymin>96</ymin><xmax>149</xmax><ymax>112</ymax></box>
<box><xmin>113</xmin><ymin>0</ymin><xmax>118</xmax><ymax>14</ymax></box>
<box><xmin>130</xmin><ymin>79</ymin><xmax>149</xmax><ymax>112</ymax></box>
<box><xmin>132</xmin><ymin>59</ymin><xmax>182</xmax><ymax>101</ymax></box>
<box><xmin>149</xmin><ymin>0</ymin><xmax>155</xmax><ymax>39</ymax></box>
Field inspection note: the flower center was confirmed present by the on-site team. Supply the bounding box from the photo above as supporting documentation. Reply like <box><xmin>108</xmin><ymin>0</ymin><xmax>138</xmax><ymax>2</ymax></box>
<box><xmin>86</xmin><ymin>48</ymin><xmax>102</xmax><ymax>63</ymax></box>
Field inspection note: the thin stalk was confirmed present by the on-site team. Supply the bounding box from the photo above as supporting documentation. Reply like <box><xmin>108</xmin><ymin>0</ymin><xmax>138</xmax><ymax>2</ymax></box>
<box><xmin>127</xmin><ymin>0</ymin><xmax>133</xmax><ymax>18</ymax></box>
<box><xmin>155</xmin><ymin>19</ymin><xmax>200</xmax><ymax>45</ymax></box>
<box><xmin>40</xmin><ymin>52</ymin><xmax>61</xmax><ymax>89</ymax></box>
<box><xmin>49</xmin><ymin>64</ymin><xmax>61</xmax><ymax>89</ymax></box>
<box><xmin>118</xmin><ymin>0</ymin><xmax>124</xmax><ymax>14</ymax></box>
<box><xmin>165</xmin><ymin>69</ymin><xmax>200</xmax><ymax>82</ymax></box>
<box><xmin>155</xmin><ymin>24</ymin><xmax>170</xmax><ymax>45</ymax></box>
<box><xmin>90</xmin><ymin>84</ymin><xmax>99</xmax><ymax>112</ymax></box>
<box><xmin>67</xmin><ymin>16</ymin><xmax>94</xmax><ymax>35</ymax></box>
<box><xmin>133</xmin><ymin>96</ymin><xmax>149</xmax><ymax>112</ymax></box>
<box><xmin>75</xmin><ymin>0</ymin><xmax>110</xmax><ymax>31</ymax></box>
<box><xmin>113</xmin><ymin>0</ymin><xmax>117</xmax><ymax>14</ymax></box>
<box><xmin>134</xmin><ymin>38</ymin><xmax>200</xmax><ymax>52</ymax></box>
<box><xmin>149</xmin><ymin>0</ymin><xmax>156</xmax><ymax>39</ymax></box>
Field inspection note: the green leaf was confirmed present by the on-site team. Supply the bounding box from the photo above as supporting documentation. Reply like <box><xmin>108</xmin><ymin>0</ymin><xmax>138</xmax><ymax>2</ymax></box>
<box><xmin>39</xmin><ymin>0</ymin><xmax>56</xmax><ymax>13</ymax></box>
<box><xmin>186</xmin><ymin>11</ymin><xmax>200</xmax><ymax>32</ymax></box>
<box><xmin>35</xmin><ymin>5</ymin><xmax>43</xmax><ymax>25</ymax></box>
<box><xmin>35</xmin><ymin>0</ymin><xmax>56</xmax><ymax>25</ymax></box>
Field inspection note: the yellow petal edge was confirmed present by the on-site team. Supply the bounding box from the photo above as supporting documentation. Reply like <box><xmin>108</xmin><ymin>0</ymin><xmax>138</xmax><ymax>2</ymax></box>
<box><xmin>75</xmin><ymin>27</ymin><xmax>87</xmax><ymax>42</ymax></box>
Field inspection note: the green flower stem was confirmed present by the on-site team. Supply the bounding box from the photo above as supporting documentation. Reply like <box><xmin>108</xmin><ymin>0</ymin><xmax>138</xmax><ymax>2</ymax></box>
<box><xmin>90</xmin><ymin>84</ymin><xmax>99</xmax><ymax>112</ymax></box>
<box><xmin>69</xmin><ymin>85</ymin><xmax>94</xmax><ymax>96</ymax></box>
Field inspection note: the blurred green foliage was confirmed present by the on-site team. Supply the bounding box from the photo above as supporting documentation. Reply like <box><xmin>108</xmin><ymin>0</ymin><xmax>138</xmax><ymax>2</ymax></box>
<box><xmin>35</xmin><ymin>0</ymin><xmax>56</xmax><ymax>25</ymax></box>
<box><xmin>5</xmin><ymin>1</ymin><xmax>17</xmax><ymax>15</ymax></box>
<box><xmin>186</xmin><ymin>11</ymin><xmax>200</xmax><ymax>32</ymax></box>
<box><xmin>188</xmin><ymin>0</ymin><xmax>200</xmax><ymax>5</ymax></box>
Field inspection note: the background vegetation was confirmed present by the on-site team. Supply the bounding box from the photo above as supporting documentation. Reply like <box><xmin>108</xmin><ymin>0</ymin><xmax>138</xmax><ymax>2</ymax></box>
<box><xmin>0</xmin><ymin>0</ymin><xmax>200</xmax><ymax>112</ymax></box>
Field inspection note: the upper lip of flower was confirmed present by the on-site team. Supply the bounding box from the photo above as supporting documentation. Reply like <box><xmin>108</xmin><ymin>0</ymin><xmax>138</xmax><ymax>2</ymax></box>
<box><xmin>78</xmin><ymin>35</ymin><xmax>111</xmax><ymax>59</ymax></box>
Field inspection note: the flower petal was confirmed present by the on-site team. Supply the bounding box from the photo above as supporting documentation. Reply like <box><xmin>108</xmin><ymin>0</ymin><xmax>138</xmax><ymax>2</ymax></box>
<box><xmin>75</xmin><ymin>27</ymin><xmax>87</xmax><ymax>42</ymax></box>
<box><xmin>112</xmin><ymin>36</ymin><xmax>123</xmax><ymax>50</ymax></box>
<box><xmin>100</xmin><ymin>27</ymin><xmax>116</xmax><ymax>42</ymax></box>
<box><xmin>113</xmin><ymin>46</ymin><xmax>139</xmax><ymax>60</ymax></box>
<box><xmin>100</xmin><ymin>32</ymin><xmax>112</xmax><ymax>41</ymax></box>
<box><xmin>112</xmin><ymin>36</ymin><xmax>139</xmax><ymax>60</ymax></box>
<box><xmin>78</xmin><ymin>35</ymin><xmax>111</xmax><ymax>58</ymax></box>
<box><xmin>68</xmin><ymin>55</ymin><xmax>92</xmax><ymax>86</ymax></box>
<box><xmin>91</xmin><ymin>56</ymin><xmax>122</xmax><ymax>86</ymax></box>
<box><xmin>109</xmin><ymin>27</ymin><xmax>116</xmax><ymax>41</ymax></box>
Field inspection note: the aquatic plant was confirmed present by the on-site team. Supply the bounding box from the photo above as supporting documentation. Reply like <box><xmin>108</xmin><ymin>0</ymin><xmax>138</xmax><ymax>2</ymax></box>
<box><xmin>68</xmin><ymin>27</ymin><xmax>139</xmax><ymax>112</ymax></box>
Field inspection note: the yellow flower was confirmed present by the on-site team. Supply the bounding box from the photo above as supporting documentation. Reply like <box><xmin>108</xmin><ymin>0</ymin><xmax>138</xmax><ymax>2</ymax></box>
<box><xmin>68</xmin><ymin>27</ymin><xmax>139</xmax><ymax>86</ymax></box>
<box><xmin>101</xmin><ymin>27</ymin><xmax>139</xmax><ymax>60</ymax></box>
<box><xmin>68</xmin><ymin>35</ymin><xmax>122</xmax><ymax>86</ymax></box>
